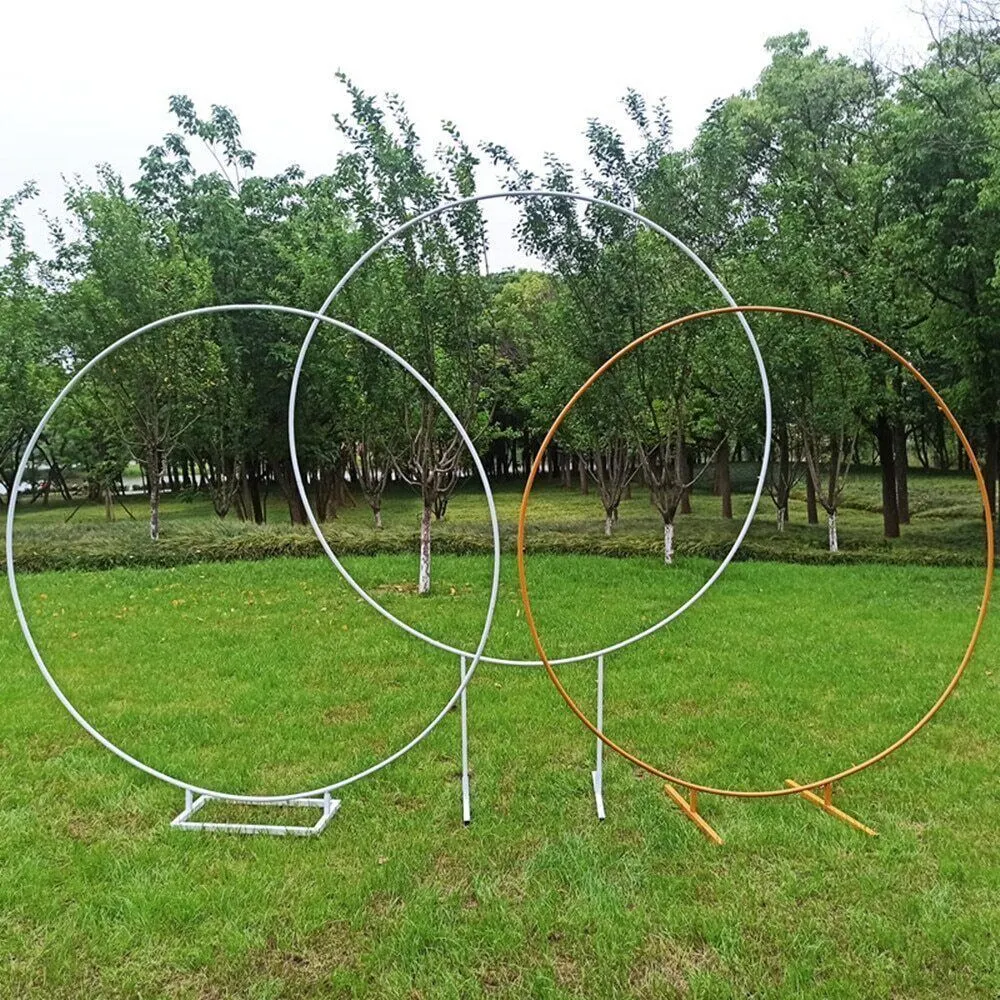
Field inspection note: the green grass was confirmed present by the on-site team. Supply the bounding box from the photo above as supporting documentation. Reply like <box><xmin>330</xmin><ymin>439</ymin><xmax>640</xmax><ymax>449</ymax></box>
<box><xmin>1</xmin><ymin>551</ymin><xmax>999</xmax><ymax>997</ymax></box>
<box><xmin>7</xmin><ymin>464</ymin><xmax>992</xmax><ymax>573</ymax></box>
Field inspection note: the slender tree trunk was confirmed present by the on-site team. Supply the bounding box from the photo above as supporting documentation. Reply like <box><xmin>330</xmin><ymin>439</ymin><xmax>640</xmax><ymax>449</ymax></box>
<box><xmin>717</xmin><ymin>438</ymin><xmax>732</xmax><ymax>519</ymax></box>
<box><xmin>827</xmin><ymin>510</ymin><xmax>838</xmax><ymax>553</ymax></box>
<box><xmin>893</xmin><ymin>420</ymin><xmax>910</xmax><ymax>525</ymax></box>
<box><xmin>679</xmin><ymin>445</ymin><xmax>692</xmax><ymax>514</ymax></box>
<box><xmin>104</xmin><ymin>485</ymin><xmax>114</xmax><ymax>522</ymax></box>
<box><xmin>578</xmin><ymin>454</ymin><xmax>589</xmax><ymax>496</ymax></box>
<box><xmin>374</xmin><ymin>505</ymin><xmax>383</xmax><ymax>529</ymax></box>
<box><xmin>914</xmin><ymin>425</ymin><xmax>930</xmax><ymax>470</ymax></box>
<box><xmin>934</xmin><ymin>413</ymin><xmax>950</xmax><ymax>471</ymax></box>
<box><xmin>247</xmin><ymin>465</ymin><xmax>264</xmax><ymax>524</ymax></box>
<box><xmin>419</xmin><ymin>502</ymin><xmax>432</xmax><ymax>595</ymax></box>
<box><xmin>663</xmin><ymin>519</ymin><xmax>674</xmax><ymax>565</ymax></box>
<box><xmin>806</xmin><ymin>471</ymin><xmax>819</xmax><ymax>525</ymax></box>
<box><xmin>273</xmin><ymin>458</ymin><xmax>306</xmax><ymax>525</ymax></box>
<box><xmin>986</xmin><ymin>420</ymin><xmax>999</xmax><ymax>523</ymax></box>
<box><xmin>604</xmin><ymin>513</ymin><xmax>613</xmax><ymax>536</ymax></box>
<box><xmin>875</xmin><ymin>415</ymin><xmax>900</xmax><ymax>539</ymax></box>
<box><xmin>147</xmin><ymin>446</ymin><xmax>161</xmax><ymax>541</ymax></box>
<box><xmin>775</xmin><ymin>422</ymin><xmax>790</xmax><ymax>530</ymax></box>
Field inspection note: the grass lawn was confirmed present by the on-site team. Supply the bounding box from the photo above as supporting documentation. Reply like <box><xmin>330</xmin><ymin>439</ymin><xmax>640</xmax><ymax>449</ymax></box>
<box><xmin>1</xmin><ymin>552</ymin><xmax>998</xmax><ymax>998</ymax></box>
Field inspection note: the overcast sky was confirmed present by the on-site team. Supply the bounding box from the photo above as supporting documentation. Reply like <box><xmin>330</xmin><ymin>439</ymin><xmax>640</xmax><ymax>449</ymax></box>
<box><xmin>3</xmin><ymin>0</ymin><xmax>934</xmax><ymax>268</ymax></box>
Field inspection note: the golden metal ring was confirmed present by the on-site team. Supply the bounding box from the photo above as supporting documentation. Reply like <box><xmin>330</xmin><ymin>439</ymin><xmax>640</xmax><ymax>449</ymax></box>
<box><xmin>516</xmin><ymin>305</ymin><xmax>994</xmax><ymax>799</ymax></box>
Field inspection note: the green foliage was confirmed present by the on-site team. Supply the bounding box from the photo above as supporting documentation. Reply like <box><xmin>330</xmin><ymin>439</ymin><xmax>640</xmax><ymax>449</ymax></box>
<box><xmin>5</xmin><ymin>10</ymin><xmax>1000</xmax><ymax>567</ymax></box>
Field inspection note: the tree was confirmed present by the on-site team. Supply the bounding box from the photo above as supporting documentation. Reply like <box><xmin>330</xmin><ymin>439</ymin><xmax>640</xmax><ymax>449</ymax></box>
<box><xmin>883</xmin><ymin>9</ymin><xmax>1000</xmax><ymax>523</ymax></box>
<box><xmin>0</xmin><ymin>184</ymin><xmax>57</xmax><ymax>505</ymax></box>
<box><xmin>333</xmin><ymin>75</ymin><xmax>501</xmax><ymax>593</ymax></box>
<box><xmin>53</xmin><ymin>170</ymin><xmax>217</xmax><ymax>540</ymax></box>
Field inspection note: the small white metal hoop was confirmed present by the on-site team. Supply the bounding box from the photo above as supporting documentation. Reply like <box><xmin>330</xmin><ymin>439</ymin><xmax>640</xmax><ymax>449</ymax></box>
<box><xmin>5</xmin><ymin>304</ymin><xmax>502</xmax><ymax>804</ymax></box>
<box><xmin>289</xmin><ymin>189</ymin><xmax>774</xmax><ymax>666</ymax></box>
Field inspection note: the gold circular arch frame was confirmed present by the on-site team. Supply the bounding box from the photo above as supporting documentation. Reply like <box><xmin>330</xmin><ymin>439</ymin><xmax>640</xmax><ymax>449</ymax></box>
<box><xmin>516</xmin><ymin>305</ymin><xmax>995</xmax><ymax>800</ymax></box>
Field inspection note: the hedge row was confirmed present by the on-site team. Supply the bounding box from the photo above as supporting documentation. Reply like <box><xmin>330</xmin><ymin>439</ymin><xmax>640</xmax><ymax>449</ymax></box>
<box><xmin>3</xmin><ymin>523</ymin><xmax>987</xmax><ymax>574</ymax></box>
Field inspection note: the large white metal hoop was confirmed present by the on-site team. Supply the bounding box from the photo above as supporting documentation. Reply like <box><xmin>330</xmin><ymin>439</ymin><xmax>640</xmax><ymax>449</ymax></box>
<box><xmin>5</xmin><ymin>304</ymin><xmax>502</xmax><ymax>804</ymax></box>
<box><xmin>289</xmin><ymin>189</ymin><xmax>773</xmax><ymax>666</ymax></box>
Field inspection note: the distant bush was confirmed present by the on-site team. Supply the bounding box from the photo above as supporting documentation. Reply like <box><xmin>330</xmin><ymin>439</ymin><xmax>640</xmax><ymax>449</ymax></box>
<box><xmin>3</xmin><ymin>520</ymin><xmax>988</xmax><ymax>574</ymax></box>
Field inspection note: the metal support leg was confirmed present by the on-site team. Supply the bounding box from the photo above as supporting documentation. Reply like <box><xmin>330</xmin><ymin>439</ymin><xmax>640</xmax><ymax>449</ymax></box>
<box><xmin>663</xmin><ymin>782</ymin><xmax>723</xmax><ymax>845</ymax></box>
<box><xmin>591</xmin><ymin>653</ymin><xmax>606</xmax><ymax>820</ymax></box>
<box><xmin>460</xmin><ymin>654</ymin><xmax>471</xmax><ymax>826</ymax></box>
<box><xmin>785</xmin><ymin>779</ymin><xmax>878</xmax><ymax>837</ymax></box>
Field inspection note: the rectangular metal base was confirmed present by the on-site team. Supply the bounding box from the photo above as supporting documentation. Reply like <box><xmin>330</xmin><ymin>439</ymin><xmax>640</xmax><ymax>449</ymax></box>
<box><xmin>171</xmin><ymin>791</ymin><xmax>341</xmax><ymax>837</ymax></box>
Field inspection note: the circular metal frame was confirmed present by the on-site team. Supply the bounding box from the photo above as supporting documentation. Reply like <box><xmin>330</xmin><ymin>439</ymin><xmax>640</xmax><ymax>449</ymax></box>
<box><xmin>288</xmin><ymin>189</ymin><xmax>774</xmax><ymax>666</ymax></box>
<box><xmin>517</xmin><ymin>305</ymin><xmax>995</xmax><ymax>799</ymax></box>
<box><xmin>5</xmin><ymin>304</ymin><xmax>502</xmax><ymax>804</ymax></box>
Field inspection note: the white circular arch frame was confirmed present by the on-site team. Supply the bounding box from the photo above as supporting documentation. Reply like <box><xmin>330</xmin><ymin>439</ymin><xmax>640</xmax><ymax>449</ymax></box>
<box><xmin>289</xmin><ymin>189</ymin><xmax>774</xmax><ymax>666</ymax></box>
<box><xmin>5</xmin><ymin>304</ymin><xmax>502</xmax><ymax>804</ymax></box>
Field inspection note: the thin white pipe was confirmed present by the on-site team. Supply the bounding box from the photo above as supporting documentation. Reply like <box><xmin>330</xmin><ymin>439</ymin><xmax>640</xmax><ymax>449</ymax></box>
<box><xmin>596</xmin><ymin>653</ymin><xmax>604</xmax><ymax>787</ymax></box>
<box><xmin>5</xmin><ymin>304</ymin><xmax>501</xmax><ymax>804</ymax></box>
<box><xmin>288</xmin><ymin>189</ymin><xmax>773</xmax><ymax>666</ymax></box>
<box><xmin>460</xmin><ymin>654</ymin><xmax>470</xmax><ymax>825</ymax></box>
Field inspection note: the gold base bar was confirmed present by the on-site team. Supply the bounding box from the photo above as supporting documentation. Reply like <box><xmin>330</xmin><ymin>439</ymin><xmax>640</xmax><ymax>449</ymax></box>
<box><xmin>785</xmin><ymin>780</ymin><xmax>878</xmax><ymax>837</ymax></box>
<box><xmin>663</xmin><ymin>783</ymin><xmax>724</xmax><ymax>845</ymax></box>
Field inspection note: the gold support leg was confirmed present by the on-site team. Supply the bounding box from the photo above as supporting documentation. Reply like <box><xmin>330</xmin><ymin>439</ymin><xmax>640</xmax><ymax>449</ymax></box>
<box><xmin>663</xmin><ymin>783</ymin><xmax>724</xmax><ymax>845</ymax></box>
<box><xmin>784</xmin><ymin>780</ymin><xmax>878</xmax><ymax>837</ymax></box>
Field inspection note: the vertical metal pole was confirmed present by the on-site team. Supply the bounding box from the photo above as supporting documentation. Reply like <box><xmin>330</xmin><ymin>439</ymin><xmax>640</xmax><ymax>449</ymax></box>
<box><xmin>592</xmin><ymin>653</ymin><xmax>606</xmax><ymax>820</ymax></box>
<box><xmin>460</xmin><ymin>654</ymin><xmax>471</xmax><ymax>825</ymax></box>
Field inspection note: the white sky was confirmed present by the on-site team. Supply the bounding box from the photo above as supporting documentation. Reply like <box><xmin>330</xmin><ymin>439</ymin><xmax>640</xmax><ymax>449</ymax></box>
<box><xmin>3</xmin><ymin>0</ymin><xmax>933</xmax><ymax>269</ymax></box>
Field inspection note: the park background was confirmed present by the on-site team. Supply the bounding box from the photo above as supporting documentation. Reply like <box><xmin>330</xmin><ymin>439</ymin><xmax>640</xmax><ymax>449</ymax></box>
<box><xmin>2</xmin><ymin>2</ymin><xmax>1000</xmax><ymax>998</ymax></box>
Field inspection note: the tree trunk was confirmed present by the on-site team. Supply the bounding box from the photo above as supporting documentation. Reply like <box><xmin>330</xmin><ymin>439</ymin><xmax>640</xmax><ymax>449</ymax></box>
<box><xmin>578</xmin><ymin>454</ymin><xmax>589</xmax><ymax>496</ymax></box>
<box><xmin>273</xmin><ymin>458</ymin><xmax>306</xmax><ymax>525</ymax></box>
<box><xmin>986</xmin><ymin>420</ymin><xmax>999</xmax><ymax>523</ymax></box>
<box><xmin>104</xmin><ymin>485</ymin><xmax>114</xmax><ymax>522</ymax></box>
<box><xmin>777</xmin><ymin>506</ymin><xmax>786</xmax><ymax>532</ymax></box>
<box><xmin>247</xmin><ymin>465</ymin><xmax>264</xmax><ymax>524</ymax></box>
<box><xmin>806</xmin><ymin>470</ymin><xmax>819</xmax><ymax>525</ymax></box>
<box><xmin>148</xmin><ymin>446</ymin><xmax>161</xmax><ymax>541</ymax></box>
<box><xmin>419</xmin><ymin>502</ymin><xmax>432</xmax><ymax>595</ymax></box>
<box><xmin>827</xmin><ymin>510</ymin><xmax>838</xmax><ymax>553</ymax></box>
<box><xmin>374</xmin><ymin>506</ymin><xmax>383</xmax><ymax>529</ymax></box>
<box><xmin>934</xmin><ymin>413</ymin><xmax>950</xmax><ymax>471</ymax></box>
<box><xmin>893</xmin><ymin>420</ymin><xmax>910</xmax><ymax>525</ymax></box>
<box><xmin>604</xmin><ymin>513</ymin><xmax>613</xmax><ymax>537</ymax></box>
<box><xmin>663</xmin><ymin>520</ymin><xmax>674</xmax><ymax>565</ymax></box>
<box><xmin>717</xmin><ymin>438</ymin><xmax>732</xmax><ymax>519</ymax></box>
<box><xmin>875</xmin><ymin>415</ymin><xmax>900</xmax><ymax>539</ymax></box>
<box><xmin>679</xmin><ymin>445</ymin><xmax>692</xmax><ymax>514</ymax></box>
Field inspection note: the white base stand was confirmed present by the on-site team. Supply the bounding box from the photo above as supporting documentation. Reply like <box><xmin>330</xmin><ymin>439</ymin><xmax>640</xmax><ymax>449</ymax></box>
<box><xmin>593</xmin><ymin>653</ymin><xmax>606</xmax><ymax>820</ymax></box>
<box><xmin>171</xmin><ymin>790</ymin><xmax>340</xmax><ymax>836</ymax></box>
